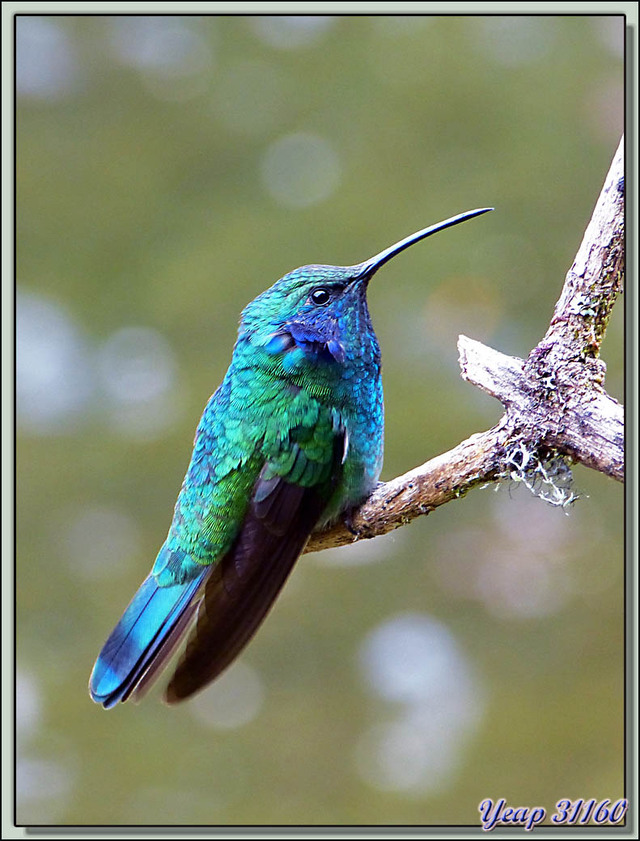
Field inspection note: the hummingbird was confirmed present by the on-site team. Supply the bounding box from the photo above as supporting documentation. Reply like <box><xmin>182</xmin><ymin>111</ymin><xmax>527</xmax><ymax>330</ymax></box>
<box><xmin>89</xmin><ymin>208</ymin><xmax>492</xmax><ymax>708</ymax></box>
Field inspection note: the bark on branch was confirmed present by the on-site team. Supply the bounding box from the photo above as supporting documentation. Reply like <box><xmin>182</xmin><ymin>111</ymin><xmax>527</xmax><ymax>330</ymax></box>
<box><xmin>306</xmin><ymin>136</ymin><xmax>625</xmax><ymax>555</ymax></box>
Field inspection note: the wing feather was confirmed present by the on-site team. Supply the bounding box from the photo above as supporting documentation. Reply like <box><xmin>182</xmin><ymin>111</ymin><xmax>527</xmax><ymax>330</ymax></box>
<box><xmin>164</xmin><ymin>431</ymin><xmax>345</xmax><ymax>704</ymax></box>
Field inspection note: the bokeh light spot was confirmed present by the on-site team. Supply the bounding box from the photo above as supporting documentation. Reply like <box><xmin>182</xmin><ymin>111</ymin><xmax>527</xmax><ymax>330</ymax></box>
<box><xmin>476</xmin><ymin>17</ymin><xmax>556</xmax><ymax>66</ymax></box>
<box><xmin>17</xmin><ymin>290</ymin><xmax>94</xmax><ymax>434</ymax></box>
<box><xmin>97</xmin><ymin>326</ymin><xmax>181</xmax><ymax>439</ymax></box>
<box><xmin>261</xmin><ymin>133</ymin><xmax>342</xmax><ymax>208</ymax></box>
<box><xmin>63</xmin><ymin>504</ymin><xmax>142</xmax><ymax>580</ymax></box>
<box><xmin>98</xmin><ymin>326</ymin><xmax>175</xmax><ymax>404</ymax></box>
<box><xmin>592</xmin><ymin>17</ymin><xmax>624</xmax><ymax>57</ymax></box>
<box><xmin>16</xmin><ymin>756</ymin><xmax>75</xmax><ymax>824</ymax></box>
<box><xmin>17</xmin><ymin>16</ymin><xmax>80</xmax><ymax>100</ymax></box>
<box><xmin>16</xmin><ymin>670</ymin><xmax>43</xmax><ymax>740</ymax></box>
<box><xmin>355</xmin><ymin>612</ymin><xmax>484</xmax><ymax>794</ymax></box>
<box><xmin>249</xmin><ymin>16</ymin><xmax>335</xmax><ymax>50</ymax></box>
<box><xmin>432</xmin><ymin>490</ymin><xmax>581</xmax><ymax>618</ymax></box>
<box><xmin>188</xmin><ymin>662</ymin><xmax>264</xmax><ymax>730</ymax></box>
<box><xmin>16</xmin><ymin>671</ymin><xmax>77</xmax><ymax>824</ymax></box>
<box><xmin>107</xmin><ymin>16</ymin><xmax>214</xmax><ymax>100</ymax></box>
<box><xmin>359</xmin><ymin>612</ymin><xmax>477</xmax><ymax>706</ymax></box>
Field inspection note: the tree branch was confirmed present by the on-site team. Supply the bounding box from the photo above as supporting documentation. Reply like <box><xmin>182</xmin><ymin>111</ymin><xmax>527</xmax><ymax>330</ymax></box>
<box><xmin>305</xmin><ymin>136</ymin><xmax>625</xmax><ymax>555</ymax></box>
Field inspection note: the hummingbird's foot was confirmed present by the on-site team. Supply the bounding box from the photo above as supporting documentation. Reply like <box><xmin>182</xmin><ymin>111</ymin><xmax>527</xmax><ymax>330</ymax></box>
<box><xmin>342</xmin><ymin>509</ymin><xmax>360</xmax><ymax>538</ymax></box>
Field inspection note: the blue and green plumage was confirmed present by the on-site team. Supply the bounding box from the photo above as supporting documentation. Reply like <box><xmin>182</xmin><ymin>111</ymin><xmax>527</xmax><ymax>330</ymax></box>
<box><xmin>89</xmin><ymin>208</ymin><xmax>491</xmax><ymax>708</ymax></box>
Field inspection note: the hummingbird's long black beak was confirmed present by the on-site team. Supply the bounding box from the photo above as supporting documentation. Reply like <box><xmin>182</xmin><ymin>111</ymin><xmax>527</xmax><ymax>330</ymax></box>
<box><xmin>355</xmin><ymin>207</ymin><xmax>493</xmax><ymax>280</ymax></box>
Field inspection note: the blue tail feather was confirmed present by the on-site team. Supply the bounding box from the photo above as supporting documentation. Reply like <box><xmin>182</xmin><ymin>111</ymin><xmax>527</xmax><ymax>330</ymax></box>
<box><xmin>89</xmin><ymin>570</ymin><xmax>206</xmax><ymax>709</ymax></box>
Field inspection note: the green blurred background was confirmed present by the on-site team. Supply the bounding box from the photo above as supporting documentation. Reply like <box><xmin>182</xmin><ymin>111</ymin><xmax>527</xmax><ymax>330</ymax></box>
<box><xmin>16</xmin><ymin>13</ymin><xmax>625</xmax><ymax>828</ymax></box>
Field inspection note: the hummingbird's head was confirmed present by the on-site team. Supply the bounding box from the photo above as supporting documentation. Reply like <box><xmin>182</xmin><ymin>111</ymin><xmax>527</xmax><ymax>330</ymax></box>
<box><xmin>240</xmin><ymin>261</ymin><xmax>371</xmax><ymax>362</ymax></box>
<box><xmin>238</xmin><ymin>208</ymin><xmax>493</xmax><ymax>369</ymax></box>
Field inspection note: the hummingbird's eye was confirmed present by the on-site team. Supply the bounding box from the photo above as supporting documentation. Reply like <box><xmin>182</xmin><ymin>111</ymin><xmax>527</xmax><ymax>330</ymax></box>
<box><xmin>310</xmin><ymin>287</ymin><xmax>332</xmax><ymax>306</ymax></box>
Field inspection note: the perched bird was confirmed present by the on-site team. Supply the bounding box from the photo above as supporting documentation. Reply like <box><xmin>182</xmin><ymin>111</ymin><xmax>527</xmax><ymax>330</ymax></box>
<box><xmin>89</xmin><ymin>208</ymin><xmax>492</xmax><ymax>708</ymax></box>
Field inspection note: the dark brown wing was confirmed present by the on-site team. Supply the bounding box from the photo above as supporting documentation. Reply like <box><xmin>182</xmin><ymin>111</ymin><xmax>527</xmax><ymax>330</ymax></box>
<box><xmin>163</xmin><ymin>432</ymin><xmax>345</xmax><ymax>704</ymax></box>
